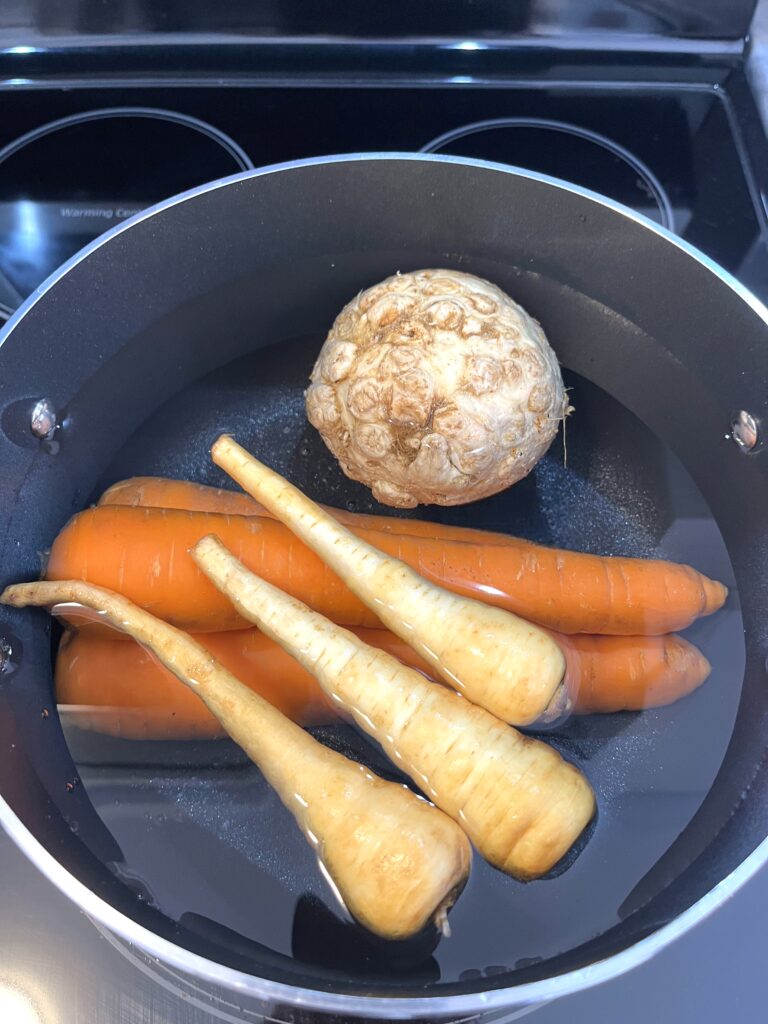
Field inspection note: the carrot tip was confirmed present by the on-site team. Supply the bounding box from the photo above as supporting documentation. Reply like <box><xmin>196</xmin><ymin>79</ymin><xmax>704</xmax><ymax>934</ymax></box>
<box><xmin>702</xmin><ymin>578</ymin><xmax>728</xmax><ymax>616</ymax></box>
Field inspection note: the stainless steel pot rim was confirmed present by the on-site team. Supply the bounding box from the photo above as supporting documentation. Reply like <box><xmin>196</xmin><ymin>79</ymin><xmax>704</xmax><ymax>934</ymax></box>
<box><xmin>0</xmin><ymin>151</ymin><xmax>766</xmax><ymax>1018</ymax></box>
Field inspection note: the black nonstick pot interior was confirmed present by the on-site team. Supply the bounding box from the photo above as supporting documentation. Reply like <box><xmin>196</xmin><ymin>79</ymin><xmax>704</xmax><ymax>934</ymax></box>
<box><xmin>0</xmin><ymin>156</ymin><xmax>766</xmax><ymax>1004</ymax></box>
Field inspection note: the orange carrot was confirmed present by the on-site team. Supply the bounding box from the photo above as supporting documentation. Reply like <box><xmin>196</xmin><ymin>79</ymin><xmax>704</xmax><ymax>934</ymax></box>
<box><xmin>98</xmin><ymin>475</ymin><xmax>522</xmax><ymax>548</ymax></box>
<box><xmin>55</xmin><ymin>624</ymin><xmax>710</xmax><ymax>740</ymax></box>
<box><xmin>56</xmin><ymin>625</ymin><xmax>426</xmax><ymax>739</ymax></box>
<box><xmin>55</xmin><ymin>627</ymin><xmax>339</xmax><ymax>739</ymax></box>
<box><xmin>48</xmin><ymin>506</ymin><xmax>376</xmax><ymax>633</ymax></box>
<box><xmin>100</xmin><ymin>477</ymin><xmax>263</xmax><ymax>518</ymax></box>
<box><xmin>555</xmin><ymin>631</ymin><xmax>710</xmax><ymax>714</ymax></box>
<box><xmin>47</xmin><ymin>504</ymin><xmax>726</xmax><ymax>636</ymax></box>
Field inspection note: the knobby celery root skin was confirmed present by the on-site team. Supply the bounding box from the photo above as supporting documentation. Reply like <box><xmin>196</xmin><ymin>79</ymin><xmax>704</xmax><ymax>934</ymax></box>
<box><xmin>210</xmin><ymin>435</ymin><xmax>566</xmax><ymax>727</ymax></box>
<box><xmin>192</xmin><ymin>535</ymin><xmax>596</xmax><ymax>880</ymax></box>
<box><xmin>2</xmin><ymin>580</ymin><xmax>471</xmax><ymax>941</ymax></box>
<box><xmin>55</xmin><ymin>626</ymin><xmax>711</xmax><ymax>740</ymax></box>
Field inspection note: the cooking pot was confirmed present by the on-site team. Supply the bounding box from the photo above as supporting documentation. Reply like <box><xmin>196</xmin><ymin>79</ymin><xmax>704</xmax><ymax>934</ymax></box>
<box><xmin>0</xmin><ymin>154</ymin><xmax>766</xmax><ymax>1022</ymax></box>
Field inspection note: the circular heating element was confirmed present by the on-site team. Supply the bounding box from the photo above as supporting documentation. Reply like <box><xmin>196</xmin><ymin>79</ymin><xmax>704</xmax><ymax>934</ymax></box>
<box><xmin>0</xmin><ymin>107</ymin><xmax>253</xmax><ymax>320</ymax></box>
<box><xmin>421</xmin><ymin>118</ymin><xmax>674</xmax><ymax>230</ymax></box>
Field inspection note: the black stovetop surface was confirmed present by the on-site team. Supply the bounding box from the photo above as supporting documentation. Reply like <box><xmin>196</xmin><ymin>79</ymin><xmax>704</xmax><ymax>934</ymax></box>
<box><xmin>0</xmin><ymin>46</ymin><xmax>767</xmax><ymax>319</ymax></box>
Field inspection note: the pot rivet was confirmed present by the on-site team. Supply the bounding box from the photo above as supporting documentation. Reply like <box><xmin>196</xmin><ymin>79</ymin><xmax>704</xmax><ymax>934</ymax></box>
<box><xmin>730</xmin><ymin>410</ymin><xmax>758</xmax><ymax>452</ymax></box>
<box><xmin>30</xmin><ymin>398</ymin><xmax>57</xmax><ymax>440</ymax></box>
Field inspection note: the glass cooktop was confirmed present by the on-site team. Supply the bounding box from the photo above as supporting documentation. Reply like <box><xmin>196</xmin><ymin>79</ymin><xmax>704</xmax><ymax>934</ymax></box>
<box><xmin>0</xmin><ymin>78</ymin><xmax>766</xmax><ymax>322</ymax></box>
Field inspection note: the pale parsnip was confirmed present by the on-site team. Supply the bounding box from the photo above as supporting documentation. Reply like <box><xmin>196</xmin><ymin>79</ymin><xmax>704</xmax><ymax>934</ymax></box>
<box><xmin>1</xmin><ymin>580</ymin><xmax>471</xmax><ymax>940</ymax></box>
<box><xmin>192</xmin><ymin>535</ymin><xmax>596</xmax><ymax>880</ymax></box>
<box><xmin>211</xmin><ymin>435</ymin><xmax>566</xmax><ymax>726</ymax></box>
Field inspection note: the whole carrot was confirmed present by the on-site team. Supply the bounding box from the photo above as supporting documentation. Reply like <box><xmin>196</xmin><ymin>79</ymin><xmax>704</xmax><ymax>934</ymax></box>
<box><xmin>47</xmin><ymin>506</ymin><xmax>727</xmax><ymax>639</ymax></box>
<box><xmin>4</xmin><ymin>580</ymin><xmax>471</xmax><ymax>940</ymax></box>
<box><xmin>55</xmin><ymin>625</ymin><xmax>711</xmax><ymax>740</ymax></box>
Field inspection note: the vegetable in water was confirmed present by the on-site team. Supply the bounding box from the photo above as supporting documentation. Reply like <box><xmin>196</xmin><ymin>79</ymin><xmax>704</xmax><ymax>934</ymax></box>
<box><xmin>192</xmin><ymin>535</ymin><xmax>596</xmax><ymax>879</ymax></box>
<box><xmin>210</xmin><ymin>435</ymin><xmax>566</xmax><ymax>727</ymax></box>
<box><xmin>2</xmin><ymin>580</ymin><xmax>471</xmax><ymax>940</ymax></box>
<box><xmin>51</xmin><ymin>491</ymin><xmax>727</xmax><ymax>639</ymax></box>
<box><xmin>556</xmin><ymin>630</ymin><xmax>711</xmax><ymax>714</ymax></box>
<box><xmin>98</xmin><ymin>474</ymin><xmax>529</xmax><ymax>547</ymax></box>
<box><xmin>56</xmin><ymin>624</ymin><xmax>712</xmax><ymax>740</ymax></box>
<box><xmin>55</xmin><ymin>625</ymin><xmax>342</xmax><ymax>739</ymax></box>
<box><xmin>305</xmin><ymin>269</ymin><xmax>568</xmax><ymax>508</ymax></box>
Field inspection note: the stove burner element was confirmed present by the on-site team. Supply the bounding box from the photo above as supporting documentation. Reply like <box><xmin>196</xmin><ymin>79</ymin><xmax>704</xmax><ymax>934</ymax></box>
<box><xmin>0</xmin><ymin>107</ymin><xmax>253</xmax><ymax>321</ymax></box>
<box><xmin>421</xmin><ymin>117</ymin><xmax>674</xmax><ymax>230</ymax></box>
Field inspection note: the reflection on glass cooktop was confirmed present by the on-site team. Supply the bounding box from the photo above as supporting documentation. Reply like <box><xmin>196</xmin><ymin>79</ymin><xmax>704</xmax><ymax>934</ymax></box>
<box><xmin>0</xmin><ymin>108</ymin><xmax>251</xmax><ymax>304</ymax></box>
<box><xmin>0</xmin><ymin>82</ymin><xmax>766</xmax><ymax>321</ymax></box>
